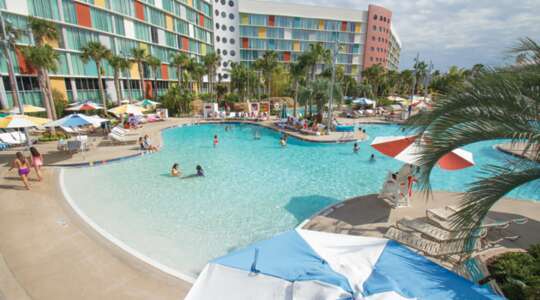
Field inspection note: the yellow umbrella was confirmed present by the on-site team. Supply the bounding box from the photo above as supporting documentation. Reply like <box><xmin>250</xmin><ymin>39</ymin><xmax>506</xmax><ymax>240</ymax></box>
<box><xmin>0</xmin><ymin>114</ymin><xmax>50</xmax><ymax>128</ymax></box>
<box><xmin>3</xmin><ymin>104</ymin><xmax>46</xmax><ymax>114</ymax></box>
<box><xmin>108</xmin><ymin>104</ymin><xmax>147</xmax><ymax>116</ymax></box>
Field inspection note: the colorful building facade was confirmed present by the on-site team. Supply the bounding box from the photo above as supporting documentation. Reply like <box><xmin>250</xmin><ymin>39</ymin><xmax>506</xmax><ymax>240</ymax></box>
<box><xmin>0</xmin><ymin>0</ymin><xmax>214</xmax><ymax>108</ymax></box>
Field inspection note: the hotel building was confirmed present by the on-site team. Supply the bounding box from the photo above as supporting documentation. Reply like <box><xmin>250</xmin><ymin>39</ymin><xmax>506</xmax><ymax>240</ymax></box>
<box><xmin>0</xmin><ymin>0</ymin><xmax>400</xmax><ymax>108</ymax></box>
<box><xmin>0</xmin><ymin>0</ymin><xmax>214</xmax><ymax>108</ymax></box>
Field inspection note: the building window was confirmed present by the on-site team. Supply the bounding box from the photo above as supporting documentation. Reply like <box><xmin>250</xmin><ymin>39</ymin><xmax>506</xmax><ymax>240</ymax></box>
<box><xmin>372</xmin><ymin>25</ymin><xmax>376</xmax><ymax>30</ymax></box>
<box><xmin>373</xmin><ymin>14</ymin><xmax>377</xmax><ymax>20</ymax></box>
<box><xmin>223</xmin><ymin>50</ymin><xmax>228</xmax><ymax>55</ymax></box>
<box><xmin>229</xmin><ymin>1</ymin><xmax>234</xmax><ymax>7</ymax></box>
<box><xmin>222</xmin><ymin>37</ymin><xmax>227</xmax><ymax>43</ymax></box>
<box><xmin>229</xmin><ymin>13</ymin><xmax>234</xmax><ymax>20</ymax></box>
<box><xmin>229</xmin><ymin>26</ymin><xmax>235</xmax><ymax>32</ymax></box>
<box><xmin>215</xmin><ymin>9</ymin><xmax>219</xmax><ymax>16</ymax></box>
<box><xmin>216</xmin><ymin>36</ymin><xmax>220</xmax><ymax>42</ymax></box>
<box><xmin>220</xmin><ymin>0</ymin><xmax>225</xmax><ymax>4</ymax></box>
<box><xmin>230</xmin><ymin>38</ymin><xmax>235</xmax><ymax>44</ymax></box>
<box><xmin>216</xmin><ymin>23</ymin><xmax>220</xmax><ymax>29</ymax></box>
<box><xmin>221</xmin><ymin>12</ymin><xmax>226</xmax><ymax>18</ymax></box>
<box><xmin>230</xmin><ymin>50</ymin><xmax>236</xmax><ymax>56</ymax></box>
<box><xmin>221</xmin><ymin>25</ymin><xmax>226</xmax><ymax>30</ymax></box>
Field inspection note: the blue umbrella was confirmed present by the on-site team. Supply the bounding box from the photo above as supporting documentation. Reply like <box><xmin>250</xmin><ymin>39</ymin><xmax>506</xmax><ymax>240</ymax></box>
<box><xmin>187</xmin><ymin>229</ymin><xmax>502</xmax><ymax>299</ymax></box>
<box><xmin>45</xmin><ymin>113</ymin><xmax>96</xmax><ymax>128</ymax></box>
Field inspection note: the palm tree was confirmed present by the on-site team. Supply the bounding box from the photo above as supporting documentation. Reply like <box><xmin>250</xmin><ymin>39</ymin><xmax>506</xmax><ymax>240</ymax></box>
<box><xmin>145</xmin><ymin>55</ymin><xmax>161</xmax><ymax>100</ymax></box>
<box><xmin>28</xmin><ymin>16</ymin><xmax>59</xmax><ymax>119</ymax></box>
<box><xmin>405</xmin><ymin>38</ymin><xmax>540</xmax><ymax>230</ymax></box>
<box><xmin>306</xmin><ymin>43</ymin><xmax>331</xmax><ymax>80</ymax></box>
<box><xmin>130</xmin><ymin>47</ymin><xmax>147</xmax><ymax>98</ymax></box>
<box><xmin>361</xmin><ymin>64</ymin><xmax>386</xmax><ymax>97</ymax></box>
<box><xmin>230</xmin><ymin>62</ymin><xmax>248</xmax><ymax>101</ymax></box>
<box><xmin>170</xmin><ymin>52</ymin><xmax>189</xmax><ymax>89</ymax></box>
<box><xmin>289</xmin><ymin>60</ymin><xmax>307</xmax><ymax>117</ymax></box>
<box><xmin>0</xmin><ymin>22</ymin><xmax>22</xmax><ymax>108</ymax></box>
<box><xmin>202</xmin><ymin>53</ymin><xmax>221</xmax><ymax>100</ymax></box>
<box><xmin>186</xmin><ymin>58</ymin><xmax>205</xmax><ymax>94</ymax></box>
<box><xmin>107</xmin><ymin>55</ymin><xmax>130</xmax><ymax>105</ymax></box>
<box><xmin>80</xmin><ymin>41</ymin><xmax>111</xmax><ymax>110</ymax></box>
<box><xmin>20</xmin><ymin>45</ymin><xmax>58</xmax><ymax>120</ymax></box>
<box><xmin>254</xmin><ymin>51</ymin><xmax>279</xmax><ymax>97</ymax></box>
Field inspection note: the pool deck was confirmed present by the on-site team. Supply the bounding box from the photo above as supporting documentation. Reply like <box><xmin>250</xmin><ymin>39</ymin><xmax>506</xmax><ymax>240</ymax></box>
<box><xmin>495</xmin><ymin>142</ymin><xmax>538</xmax><ymax>162</ymax></box>
<box><xmin>1</xmin><ymin>116</ymin><xmax>538</xmax><ymax>299</ymax></box>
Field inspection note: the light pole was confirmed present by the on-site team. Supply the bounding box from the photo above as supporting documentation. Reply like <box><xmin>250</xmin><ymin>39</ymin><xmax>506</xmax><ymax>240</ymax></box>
<box><xmin>0</xmin><ymin>10</ymin><xmax>31</xmax><ymax>148</ymax></box>
<box><xmin>326</xmin><ymin>36</ymin><xmax>339</xmax><ymax>134</ymax></box>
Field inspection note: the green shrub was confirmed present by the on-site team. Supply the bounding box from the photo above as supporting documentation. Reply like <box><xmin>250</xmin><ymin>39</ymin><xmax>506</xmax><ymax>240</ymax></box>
<box><xmin>38</xmin><ymin>131</ymin><xmax>68</xmax><ymax>142</ymax></box>
<box><xmin>488</xmin><ymin>244</ymin><xmax>540</xmax><ymax>299</ymax></box>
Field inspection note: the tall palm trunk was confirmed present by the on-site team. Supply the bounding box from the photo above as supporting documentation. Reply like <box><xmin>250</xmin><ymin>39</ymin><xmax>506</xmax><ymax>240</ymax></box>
<box><xmin>176</xmin><ymin>66</ymin><xmax>182</xmax><ymax>89</ymax></box>
<box><xmin>293</xmin><ymin>80</ymin><xmax>299</xmax><ymax>117</ymax></box>
<box><xmin>138</xmin><ymin>62</ymin><xmax>145</xmax><ymax>98</ymax></box>
<box><xmin>44</xmin><ymin>71</ymin><xmax>57</xmax><ymax>119</ymax></box>
<box><xmin>3</xmin><ymin>47</ymin><xmax>20</xmax><ymax>108</ymax></box>
<box><xmin>96</xmin><ymin>62</ymin><xmax>107</xmax><ymax>111</ymax></box>
<box><xmin>114</xmin><ymin>69</ymin><xmax>122</xmax><ymax>105</ymax></box>
<box><xmin>153</xmin><ymin>69</ymin><xmax>158</xmax><ymax>100</ymax></box>
<box><xmin>37</xmin><ymin>68</ymin><xmax>52</xmax><ymax>119</ymax></box>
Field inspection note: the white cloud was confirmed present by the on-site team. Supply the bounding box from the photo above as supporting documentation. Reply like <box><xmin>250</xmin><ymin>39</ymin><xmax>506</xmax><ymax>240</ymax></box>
<box><xmin>271</xmin><ymin>0</ymin><xmax>540</xmax><ymax>70</ymax></box>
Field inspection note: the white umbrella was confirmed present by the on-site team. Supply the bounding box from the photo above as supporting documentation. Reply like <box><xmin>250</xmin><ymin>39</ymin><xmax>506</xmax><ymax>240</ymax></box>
<box><xmin>108</xmin><ymin>104</ymin><xmax>145</xmax><ymax>116</ymax></box>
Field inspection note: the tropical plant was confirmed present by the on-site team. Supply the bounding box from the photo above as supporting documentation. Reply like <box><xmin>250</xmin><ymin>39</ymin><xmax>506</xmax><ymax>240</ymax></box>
<box><xmin>160</xmin><ymin>85</ymin><xmax>193</xmax><ymax>115</ymax></box>
<box><xmin>52</xmin><ymin>88</ymin><xmax>67</xmax><ymax>118</ymax></box>
<box><xmin>130</xmin><ymin>47</ymin><xmax>147</xmax><ymax>98</ymax></box>
<box><xmin>289</xmin><ymin>60</ymin><xmax>307</xmax><ymax>117</ymax></box>
<box><xmin>254</xmin><ymin>50</ymin><xmax>279</xmax><ymax>96</ymax></box>
<box><xmin>216</xmin><ymin>83</ymin><xmax>228</xmax><ymax>102</ymax></box>
<box><xmin>0</xmin><ymin>22</ymin><xmax>22</xmax><ymax>108</ymax></box>
<box><xmin>80</xmin><ymin>41</ymin><xmax>111</xmax><ymax>110</ymax></box>
<box><xmin>308</xmin><ymin>78</ymin><xmax>342</xmax><ymax>114</ymax></box>
<box><xmin>27</xmin><ymin>16</ymin><xmax>60</xmax><ymax>119</ymax></box>
<box><xmin>145</xmin><ymin>55</ymin><xmax>161</xmax><ymax>100</ymax></box>
<box><xmin>170</xmin><ymin>52</ymin><xmax>189</xmax><ymax>89</ymax></box>
<box><xmin>186</xmin><ymin>58</ymin><xmax>205</xmax><ymax>94</ymax></box>
<box><xmin>405</xmin><ymin>38</ymin><xmax>540</xmax><ymax>230</ymax></box>
<box><xmin>487</xmin><ymin>244</ymin><xmax>540</xmax><ymax>299</ymax></box>
<box><xmin>361</xmin><ymin>64</ymin><xmax>386</xmax><ymax>97</ymax></box>
<box><xmin>305</xmin><ymin>43</ymin><xmax>331</xmax><ymax>80</ymax></box>
<box><xmin>230</xmin><ymin>62</ymin><xmax>248</xmax><ymax>101</ymax></box>
<box><xmin>202</xmin><ymin>52</ymin><xmax>221</xmax><ymax>100</ymax></box>
<box><xmin>20</xmin><ymin>45</ymin><xmax>58</xmax><ymax>120</ymax></box>
<box><xmin>107</xmin><ymin>55</ymin><xmax>131</xmax><ymax>105</ymax></box>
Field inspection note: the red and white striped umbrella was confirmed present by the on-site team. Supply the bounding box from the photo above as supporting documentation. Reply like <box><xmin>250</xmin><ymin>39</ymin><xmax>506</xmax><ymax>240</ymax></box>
<box><xmin>371</xmin><ymin>135</ymin><xmax>474</xmax><ymax>170</ymax></box>
<box><xmin>65</xmin><ymin>101</ymin><xmax>103</xmax><ymax>111</ymax></box>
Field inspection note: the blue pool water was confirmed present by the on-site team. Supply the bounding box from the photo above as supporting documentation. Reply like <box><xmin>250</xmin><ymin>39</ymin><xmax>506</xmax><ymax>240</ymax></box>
<box><xmin>62</xmin><ymin>123</ymin><xmax>539</xmax><ymax>278</ymax></box>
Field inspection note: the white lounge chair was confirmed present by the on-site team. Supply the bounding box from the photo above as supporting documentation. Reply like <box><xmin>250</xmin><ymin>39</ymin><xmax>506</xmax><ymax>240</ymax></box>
<box><xmin>108</xmin><ymin>132</ymin><xmax>138</xmax><ymax>144</ymax></box>
<box><xmin>112</xmin><ymin>126</ymin><xmax>137</xmax><ymax>136</ymax></box>
<box><xmin>397</xmin><ymin>218</ymin><xmax>487</xmax><ymax>242</ymax></box>
<box><xmin>426</xmin><ymin>205</ymin><xmax>528</xmax><ymax>231</ymax></box>
<box><xmin>0</xmin><ymin>132</ymin><xmax>23</xmax><ymax>145</ymax></box>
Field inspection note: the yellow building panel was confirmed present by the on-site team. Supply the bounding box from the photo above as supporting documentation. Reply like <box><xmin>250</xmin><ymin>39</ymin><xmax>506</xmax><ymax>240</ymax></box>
<box><xmin>130</xmin><ymin>63</ymin><xmax>140</xmax><ymax>79</ymax></box>
<box><xmin>50</xmin><ymin>78</ymin><xmax>67</xmax><ymax>98</ymax></box>
<box><xmin>355</xmin><ymin>23</ymin><xmax>361</xmax><ymax>32</ymax></box>
<box><xmin>187</xmin><ymin>0</ymin><xmax>193</xmax><ymax>7</ymax></box>
<box><xmin>200</xmin><ymin>44</ymin><xmax>206</xmax><ymax>55</ymax></box>
<box><xmin>293</xmin><ymin>41</ymin><xmax>300</xmax><ymax>52</ymax></box>
<box><xmin>44</xmin><ymin>36</ymin><xmax>59</xmax><ymax>48</ymax></box>
<box><xmin>241</xmin><ymin>15</ymin><xmax>249</xmax><ymax>25</ymax></box>
<box><xmin>139</xmin><ymin>43</ymin><xmax>148</xmax><ymax>52</ymax></box>
<box><xmin>351</xmin><ymin>66</ymin><xmax>357</xmax><ymax>75</ymax></box>
<box><xmin>165</xmin><ymin>15</ymin><xmax>174</xmax><ymax>31</ymax></box>
<box><xmin>258</xmin><ymin>27</ymin><xmax>266</xmax><ymax>38</ymax></box>
<box><xmin>319</xmin><ymin>20</ymin><xmax>324</xmax><ymax>30</ymax></box>
<box><xmin>94</xmin><ymin>0</ymin><xmax>106</xmax><ymax>8</ymax></box>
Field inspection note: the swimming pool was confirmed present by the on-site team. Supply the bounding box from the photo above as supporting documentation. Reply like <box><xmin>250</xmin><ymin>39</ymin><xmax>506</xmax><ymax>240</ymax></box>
<box><xmin>61</xmin><ymin>123</ymin><xmax>539</xmax><ymax>279</ymax></box>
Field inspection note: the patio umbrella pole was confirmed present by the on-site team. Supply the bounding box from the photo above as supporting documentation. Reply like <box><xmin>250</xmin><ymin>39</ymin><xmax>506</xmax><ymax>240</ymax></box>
<box><xmin>1</xmin><ymin>11</ymin><xmax>31</xmax><ymax>148</ymax></box>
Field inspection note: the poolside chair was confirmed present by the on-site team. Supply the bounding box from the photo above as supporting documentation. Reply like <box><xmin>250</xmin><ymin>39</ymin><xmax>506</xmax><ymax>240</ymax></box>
<box><xmin>0</xmin><ymin>132</ymin><xmax>21</xmax><ymax>146</ymax></box>
<box><xmin>67</xmin><ymin>140</ymin><xmax>82</xmax><ymax>153</ymax></box>
<box><xmin>397</xmin><ymin>218</ymin><xmax>488</xmax><ymax>242</ymax></box>
<box><xmin>384</xmin><ymin>226</ymin><xmax>487</xmax><ymax>263</ymax></box>
<box><xmin>112</xmin><ymin>126</ymin><xmax>136</xmax><ymax>136</ymax></box>
<box><xmin>426</xmin><ymin>205</ymin><xmax>528</xmax><ymax>232</ymax></box>
<box><xmin>0</xmin><ymin>141</ymin><xmax>9</xmax><ymax>151</ymax></box>
<box><xmin>108</xmin><ymin>131</ymin><xmax>138</xmax><ymax>144</ymax></box>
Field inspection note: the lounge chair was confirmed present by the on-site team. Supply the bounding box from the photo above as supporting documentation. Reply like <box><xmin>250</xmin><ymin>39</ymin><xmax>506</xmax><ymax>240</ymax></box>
<box><xmin>384</xmin><ymin>226</ymin><xmax>487</xmax><ymax>263</ymax></box>
<box><xmin>67</xmin><ymin>140</ymin><xmax>82</xmax><ymax>153</ymax></box>
<box><xmin>0</xmin><ymin>132</ymin><xmax>22</xmax><ymax>145</ymax></box>
<box><xmin>397</xmin><ymin>218</ymin><xmax>487</xmax><ymax>242</ymax></box>
<box><xmin>112</xmin><ymin>126</ymin><xmax>137</xmax><ymax>136</ymax></box>
<box><xmin>426</xmin><ymin>205</ymin><xmax>528</xmax><ymax>231</ymax></box>
<box><xmin>108</xmin><ymin>132</ymin><xmax>138</xmax><ymax>144</ymax></box>
<box><xmin>0</xmin><ymin>141</ymin><xmax>9</xmax><ymax>151</ymax></box>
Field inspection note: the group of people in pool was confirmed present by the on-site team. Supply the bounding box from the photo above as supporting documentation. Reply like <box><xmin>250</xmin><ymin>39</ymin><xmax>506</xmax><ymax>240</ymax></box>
<box><xmin>353</xmin><ymin>142</ymin><xmax>376</xmax><ymax>162</ymax></box>
<box><xmin>171</xmin><ymin>163</ymin><xmax>204</xmax><ymax>178</ymax></box>
<box><xmin>138</xmin><ymin>134</ymin><xmax>159</xmax><ymax>152</ymax></box>
<box><xmin>9</xmin><ymin>147</ymin><xmax>44</xmax><ymax>190</ymax></box>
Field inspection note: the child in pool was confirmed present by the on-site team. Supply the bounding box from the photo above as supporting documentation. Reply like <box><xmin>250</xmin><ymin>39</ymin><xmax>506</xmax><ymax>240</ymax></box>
<box><xmin>171</xmin><ymin>163</ymin><xmax>181</xmax><ymax>177</ymax></box>
<box><xmin>196</xmin><ymin>165</ymin><xmax>204</xmax><ymax>176</ymax></box>
<box><xmin>213</xmin><ymin>135</ymin><xmax>218</xmax><ymax>147</ymax></box>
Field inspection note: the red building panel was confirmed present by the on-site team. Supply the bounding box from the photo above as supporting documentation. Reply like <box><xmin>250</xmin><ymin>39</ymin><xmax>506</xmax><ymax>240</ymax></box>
<box><xmin>268</xmin><ymin>16</ymin><xmax>275</xmax><ymax>26</ymax></box>
<box><xmin>161</xmin><ymin>64</ymin><xmax>168</xmax><ymax>80</ymax></box>
<box><xmin>145</xmin><ymin>80</ymin><xmax>153</xmax><ymax>99</ymax></box>
<box><xmin>283</xmin><ymin>51</ymin><xmax>291</xmax><ymax>62</ymax></box>
<box><xmin>75</xmin><ymin>2</ymin><xmax>92</xmax><ymax>28</ymax></box>
<box><xmin>181</xmin><ymin>37</ymin><xmax>189</xmax><ymax>50</ymax></box>
<box><xmin>242</xmin><ymin>38</ymin><xmax>249</xmax><ymax>49</ymax></box>
<box><xmin>134</xmin><ymin>1</ymin><xmax>145</xmax><ymax>21</ymax></box>
<box><xmin>341</xmin><ymin>21</ymin><xmax>347</xmax><ymax>32</ymax></box>
<box><xmin>15</xmin><ymin>48</ymin><xmax>36</xmax><ymax>75</ymax></box>
<box><xmin>199</xmin><ymin>14</ymin><xmax>205</xmax><ymax>27</ymax></box>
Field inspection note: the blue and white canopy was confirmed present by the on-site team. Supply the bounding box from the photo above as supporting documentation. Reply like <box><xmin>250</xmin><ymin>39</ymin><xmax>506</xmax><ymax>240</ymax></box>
<box><xmin>186</xmin><ymin>229</ymin><xmax>501</xmax><ymax>300</ymax></box>
<box><xmin>45</xmin><ymin>113</ymin><xmax>103</xmax><ymax>128</ymax></box>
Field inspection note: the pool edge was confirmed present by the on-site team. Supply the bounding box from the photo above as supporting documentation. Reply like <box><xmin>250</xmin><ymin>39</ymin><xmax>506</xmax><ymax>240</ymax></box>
<box><xmin>58</xmin><ymin>168</ymin><xmax>197</xmax><ymax>284</ymax></box>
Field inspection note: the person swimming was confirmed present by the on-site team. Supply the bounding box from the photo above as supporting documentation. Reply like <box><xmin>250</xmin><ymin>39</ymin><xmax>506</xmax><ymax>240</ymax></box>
<box><xmin>353</xmin><ymin>142</ymin><xmax>359</xmax><ymax>153</ymax></box>
<box><xmin>280</xmin><ymin>137</ymin><xmax>287</xmax><ymax>147</ymax></box>
<box><xmin>370</xmin><ymin>154</ymin><xmax>376</xmax><ymax>162</ymax></box>
<box><xmin>196</xmin><ymin>165</ymin><xmax>204</xmax><ymax>176</ymax></box>
<box><xmin>254</xmin><ymin>129</ymin><xmax>261</xmax><ymax>140</ymax></box>
<box><xmin>213</xmin><ymin>134</ymin><xmax>219</xmax><ymax>147</ymax></box>
<box><xmin>171</xmin><ymin>163</ymin><xmax>181</xmax><ymax>177</ymax></box>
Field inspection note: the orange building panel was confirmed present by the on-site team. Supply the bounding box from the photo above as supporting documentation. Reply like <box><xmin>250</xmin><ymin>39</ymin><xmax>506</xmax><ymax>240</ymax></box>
<box><xmin>75</xmin><ymin>2</ymin><xmax>92</xmax><ymax>27</ymax></box>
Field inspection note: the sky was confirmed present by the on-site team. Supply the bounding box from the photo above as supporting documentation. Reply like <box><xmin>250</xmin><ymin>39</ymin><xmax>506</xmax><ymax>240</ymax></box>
<box><xmin>273</xmin><ymin>0</ymin><xmax>540</xmax><ymax>71</ymax></box>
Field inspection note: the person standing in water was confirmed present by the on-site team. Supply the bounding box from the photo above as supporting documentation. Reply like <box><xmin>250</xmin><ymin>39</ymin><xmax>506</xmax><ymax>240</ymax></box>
<box><xmin>370</xmin><ymin>154</ymin><xmax>376</xmax><ymax>162</ymax></box>
<box><xmin>29</xmin><ymin>147</ymin><xmax>44</xmax><ymax>181</ymax></box>
<box><xmin>9</xmin><ymin>152</ymin><xmax>31</xmax><ymax>190</ymax></box>
<box><xmin>213</xmin><ymin>134</ymin><xmax>219</xmax><ymax>147</ymax></box>
<box><xmin>196</xmin><ymin>165</ymin><xmax>205</xmax><ymax>176</ymax></box>
<box><xmin>280</xmin><ymin>137</ymin><xmax>287</xmax><ymax>147</ymax></box>
<box><xmin>353</xmin><ymin>143</ymin><xmax>359</xmax><ymax>153</ymax></box>
<box><xmin>171</xmin><ymin>163</ymin><xmax>181</xmax><ymax>177</ymax></box>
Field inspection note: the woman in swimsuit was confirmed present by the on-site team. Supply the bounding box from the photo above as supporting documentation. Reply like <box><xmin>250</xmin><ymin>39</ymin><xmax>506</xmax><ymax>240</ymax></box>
<box><xmin>171</xmin><ymin>163</ymin><xmax>181</xmax><ymax>177</ymax></box>
<box><xmin>213</xmin><ymin>135</ymin><xmax>218</xmax><ymax>148</ymax></box>
<box><xmin>10</xmin><ymin>152</ymin><xmax>30</xmax><ymax>190</ymax></box>
<box><xmin>30</xmin><ymin>147</ymin><xmax>44</xmax><ymax>181</ymax></box>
